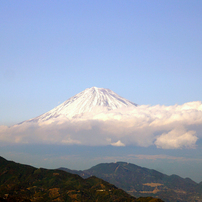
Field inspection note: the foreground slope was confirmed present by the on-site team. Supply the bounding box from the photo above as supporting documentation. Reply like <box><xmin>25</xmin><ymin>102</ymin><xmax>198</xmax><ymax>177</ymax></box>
<box><xmin>0</xmin><ymin>157</ymin><xmax>163</xmax><ymax>202</ymax></box>
<box><xmin>59</xmin><ymin>162</ymin><xmax>202</xmax><ymax>202</ymax></box>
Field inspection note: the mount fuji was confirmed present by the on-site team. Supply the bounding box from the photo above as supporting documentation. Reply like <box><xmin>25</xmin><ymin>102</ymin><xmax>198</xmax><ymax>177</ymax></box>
<box><xmin>5</xmin><ymin>87</ymin><xmax>200</xmax><ymax>149</ymax></box>
<box><xmin>21</xmin><ymin>87</ymin><xmax>137</xmax><ymax>124</ymax></box>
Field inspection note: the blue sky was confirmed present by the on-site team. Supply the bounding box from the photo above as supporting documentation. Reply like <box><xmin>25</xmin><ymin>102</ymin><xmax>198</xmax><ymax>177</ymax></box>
<box><xmin>1</xmin><ymin>0</ymin><xmax>202</xmax><ymax>125</ymax></box>
<box><xmin>1</xmin><ymin>1</ymin><xmax>202</xmax><ymax>182</ymax></box>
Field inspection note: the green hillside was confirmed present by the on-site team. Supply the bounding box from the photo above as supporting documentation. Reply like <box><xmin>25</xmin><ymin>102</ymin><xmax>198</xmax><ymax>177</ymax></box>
<box><xmin>60</xmin><ymin>161</ymin><xmax>202</xmax><ymax>202</ymax></box>
<box><xmin>0</xmin><ymin>157</ymin><xmax>163</xmax><ymax>202</ymax></box>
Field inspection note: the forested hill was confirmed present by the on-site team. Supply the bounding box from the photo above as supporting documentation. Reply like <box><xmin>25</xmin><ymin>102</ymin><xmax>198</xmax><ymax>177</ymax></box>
<box><xmin>0</xmin><ymin>157</ymin><xmax>163</xmax><ymax>202</ymax></box>
<box><xmin>59</xmin><ymin>161</ymin><xmax>202</xmax><ymax>202</ymax></box>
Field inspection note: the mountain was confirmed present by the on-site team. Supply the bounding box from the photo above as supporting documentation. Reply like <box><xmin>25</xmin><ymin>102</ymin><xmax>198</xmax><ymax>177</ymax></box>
<box><xmin>21</xmin><ymin>87</ymin><xmax>137</xmax><ymax>124</ymax></box>
<box><xmin>59</xmin><ymin>162</ymin><xmax>202</xmax><ymax>202</ymax></box>
<box><xmin>0</xmin><ymin>156</ymin><xmax>163</xmax><ymax>202</ymax></box>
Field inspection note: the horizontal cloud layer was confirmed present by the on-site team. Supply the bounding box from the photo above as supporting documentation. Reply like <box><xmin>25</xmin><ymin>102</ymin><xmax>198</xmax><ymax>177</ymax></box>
<box><xmin>0</xmin><ymin>101</ymin><xmax>202</xmax><ymax>149</ymax></box>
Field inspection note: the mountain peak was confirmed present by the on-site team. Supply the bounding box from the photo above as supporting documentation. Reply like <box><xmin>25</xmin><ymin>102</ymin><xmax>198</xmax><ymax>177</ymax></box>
<box><xmin>24</xmin><ymin>87</ymin><xmax>137</xmax><ymax>123</ymax></box>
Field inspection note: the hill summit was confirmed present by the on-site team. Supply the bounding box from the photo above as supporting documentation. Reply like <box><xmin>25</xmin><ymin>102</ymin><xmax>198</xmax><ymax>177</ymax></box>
<box><xmin>23</xmin><ymin>87</ymin><xmax>137</xmax><ymax>123</ymax></box>
<box><xmin>0</xmin><ymin>156</ymin><xmax>163</xmax><ymax>202</ymax></box>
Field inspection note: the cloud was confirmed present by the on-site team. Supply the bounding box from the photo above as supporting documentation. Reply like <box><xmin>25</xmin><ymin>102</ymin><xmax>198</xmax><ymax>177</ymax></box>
<box><xmin>155</xmin><ymin>128</ymin><xmax>198</xmax><ymax>149</ymax></box>
<box><xmin>0</xmin><ymin>101</ymin><xmax>202</xmax><ymax>149</ymax></box>
<box><xmin>111</xmin><ymin>140</ymin><xmax>125</xmax><ymax>147</ymax></box>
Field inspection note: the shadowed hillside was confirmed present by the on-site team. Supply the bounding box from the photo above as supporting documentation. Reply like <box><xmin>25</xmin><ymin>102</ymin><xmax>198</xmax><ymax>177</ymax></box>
<box><xmin>59</xmin><ymin>162</ymin><xmax>202</xmax><ymax>202</ymax></box>
<box><xmin>0</xmin><ymin>157</ymin><xmax>163</xmax><ymax>202</ymax></box>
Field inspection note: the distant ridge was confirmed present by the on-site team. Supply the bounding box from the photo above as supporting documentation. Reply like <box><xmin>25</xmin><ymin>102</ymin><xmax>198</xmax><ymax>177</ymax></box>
<box><xmin>59</xmin><ymin>162</ymin><xmax>202</xmax><ymax>202</ymax></box>
<box><xmin>0</xmin><ymin>156</ymin><xmax>163</xmax><ymax>202</ymax></box>
<box><xmin>21</xmin><ymin>87</ymin><xmax>137</xmax><ymax>123</ymax></box>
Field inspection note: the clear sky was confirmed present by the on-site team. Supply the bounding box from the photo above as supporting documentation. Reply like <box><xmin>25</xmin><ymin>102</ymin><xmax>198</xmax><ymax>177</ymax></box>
<box><xmin>1</xmin><ymin>0</ymin><xmax>202</xmax><ymax>125</ymax></box>
<box><xmin>1</xmin><ymin>1</ymin><xmax>202</xmax><ymax>183</ymax></box>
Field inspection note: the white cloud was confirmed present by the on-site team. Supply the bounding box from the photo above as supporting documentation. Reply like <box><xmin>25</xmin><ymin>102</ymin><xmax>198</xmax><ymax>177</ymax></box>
<box><xmin>0</xmin><ymin>101</ymin><xmax>202</xmax><ymax>149</ymax></box>
<box><xmin>111</xmin><ymin>140</ymin><xmax>125</xmax><ymax>147</ymax></box>
<box><xmin>155</xmin><ymin>128</ymin><xmax>198</xmax><ymax>149</ymax></box>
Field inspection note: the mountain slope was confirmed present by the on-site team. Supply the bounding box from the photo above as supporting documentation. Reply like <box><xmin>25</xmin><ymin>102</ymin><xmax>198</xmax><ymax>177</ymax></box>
<box><xmin>59</xmin><ymin>162</ymin><xmax>202</xmax><ymax>202</ymax></box>
<box><xmin>21</xmin><ymin>87</ymin><xmax>137</xmax><ymax>123</ymax></box>
<box><xmin>0</xmin><ymin>156</ymin><xmax>140</xmax><ymax>202</ymax></box>
<box><xmin>0</xmin><ymin>157</ymin><xmax>164</xmax><ymax>202</ymax></box>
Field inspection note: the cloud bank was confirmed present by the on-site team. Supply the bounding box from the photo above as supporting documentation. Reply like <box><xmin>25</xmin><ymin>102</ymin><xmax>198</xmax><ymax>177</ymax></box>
<box><xmin>0</xmin><ymin>101</ymin><xmax>202</xmax><ymax>149</ymax></box>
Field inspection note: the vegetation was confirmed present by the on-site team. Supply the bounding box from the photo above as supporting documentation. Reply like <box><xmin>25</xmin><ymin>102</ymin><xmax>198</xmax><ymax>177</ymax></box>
<box><xmin>0</xmin><ymin>157</ymin><xmax>163</xmax><ymax>202</ymax></box>
<box><xmin>60</xmin><ymin>161</ymin><xmax>202</xmax><ymax>202</ymax></box>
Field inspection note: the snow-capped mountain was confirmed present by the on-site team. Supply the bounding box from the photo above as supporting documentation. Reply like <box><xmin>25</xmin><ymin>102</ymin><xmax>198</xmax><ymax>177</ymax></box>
<box><xmin>22</xmin><ymin>87</ymin><xmax>137</xmax><ymax>123</ymax></box>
